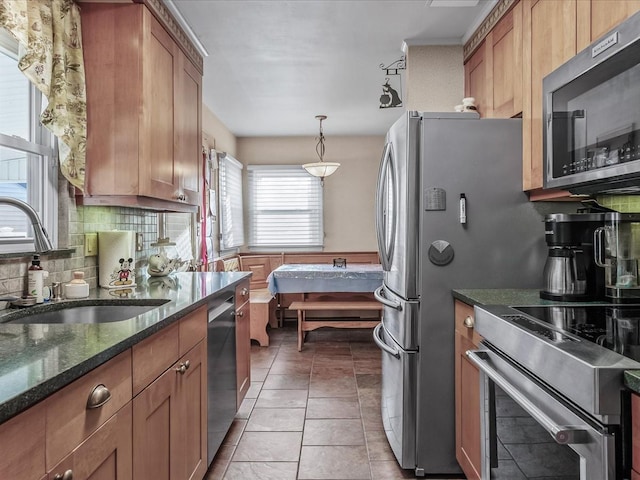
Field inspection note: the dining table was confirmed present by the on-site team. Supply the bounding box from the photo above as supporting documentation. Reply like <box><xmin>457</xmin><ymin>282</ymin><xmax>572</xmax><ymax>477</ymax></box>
<box><xmin>266</xmin><ymin>263</ymin><xmax>384</xmax><ymax>296</ymax></box>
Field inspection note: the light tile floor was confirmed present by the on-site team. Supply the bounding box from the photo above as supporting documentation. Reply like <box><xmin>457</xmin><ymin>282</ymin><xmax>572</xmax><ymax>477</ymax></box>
<box><xmin>204</xmin><ymin>324</ymin><xmax>418</xmax><ymax>480</ymax></box>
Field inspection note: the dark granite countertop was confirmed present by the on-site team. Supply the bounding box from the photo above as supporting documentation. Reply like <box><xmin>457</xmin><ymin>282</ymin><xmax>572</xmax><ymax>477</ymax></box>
<box><xmin>452</xmin><ymin>288</ymin><xmax>606</xmax><ymax>307</ymax></box>
<box><xmin>0</xmin><ymin>271</ymin><xmax>250</xmax><ymax>424</ymax></box>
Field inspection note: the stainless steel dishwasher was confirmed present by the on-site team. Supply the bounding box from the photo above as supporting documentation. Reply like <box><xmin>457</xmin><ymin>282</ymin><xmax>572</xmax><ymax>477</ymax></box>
<box><xmin>207</xmin><ymin>293</ymin><xmax>237</xmax><ymax>466</ymax></box>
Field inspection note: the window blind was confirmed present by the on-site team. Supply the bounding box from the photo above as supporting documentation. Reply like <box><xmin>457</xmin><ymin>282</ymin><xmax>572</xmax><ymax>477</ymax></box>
<box><xmin>219</xmin><ymin>154</ymin><xmax>245</xmax><ymax>250</ymax></box>
<box><xmin>247</xmin><ymin>165</ymin><xmax>323</xmax><ymax>249</ymax></box>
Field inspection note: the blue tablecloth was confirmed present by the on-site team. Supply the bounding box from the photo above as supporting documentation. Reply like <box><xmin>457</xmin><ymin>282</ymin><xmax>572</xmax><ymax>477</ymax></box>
<box><xmin>267</xmin><ymin>264</ymin><xmax>383</xmax><ymax>295</ymax></box>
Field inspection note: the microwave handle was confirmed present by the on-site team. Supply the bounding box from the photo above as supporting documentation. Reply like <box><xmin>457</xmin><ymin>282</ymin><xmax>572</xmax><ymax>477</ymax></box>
<box><xmin>594</xmin><ymin>226</ymin><xmax>607</xmax><ymax>268</ymax></box>
<box><xmin>467</xmin><ymin>350</ymin><xmax>589</xmax><ymax>445</ymax></box>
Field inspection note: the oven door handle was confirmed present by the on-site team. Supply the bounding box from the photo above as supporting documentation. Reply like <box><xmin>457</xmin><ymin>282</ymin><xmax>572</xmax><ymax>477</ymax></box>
<box><xmin>467</xmin><ymin>350</ymin><xmax>589</xmax><ymax>445</ymax></box>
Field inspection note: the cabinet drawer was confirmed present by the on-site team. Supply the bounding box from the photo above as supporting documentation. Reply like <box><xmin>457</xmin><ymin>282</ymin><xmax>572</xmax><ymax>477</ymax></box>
<box><xmin>133</xmin><ymin>321</ymin><xmax>179</xmax><ymax>396</ymax></box>
<box><xmin>46</xmin><ymin>350</ymin><xmax>132</xmax><ymax>470</ymax></box>
<box><xmin>179</xmin><ymin>305</ymin><xmax>207</xmax><ymax>356</ymax></box>
<box><xmin>0</xmin><ymin>400</ymin><xmax>45</xmax><ymax>479</ymax></box>
<box><xmin>454</xmin><ymin>300</ymin><xmax>483</xmax><ymax>347</ymax></box>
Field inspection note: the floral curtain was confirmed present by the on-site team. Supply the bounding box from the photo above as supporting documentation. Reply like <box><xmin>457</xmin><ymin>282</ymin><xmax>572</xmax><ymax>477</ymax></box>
<box><xmin>0</xmin><ymin>0</ymin><xmax>86</xmax><ymax>191</ymax></box>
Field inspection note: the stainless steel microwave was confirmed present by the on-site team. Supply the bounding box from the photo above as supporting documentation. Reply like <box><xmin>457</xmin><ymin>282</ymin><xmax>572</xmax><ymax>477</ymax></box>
<box><xmin>543</xmin><ymin>11</ymin><xmax>640</xmax><ymax>194</ymax></box>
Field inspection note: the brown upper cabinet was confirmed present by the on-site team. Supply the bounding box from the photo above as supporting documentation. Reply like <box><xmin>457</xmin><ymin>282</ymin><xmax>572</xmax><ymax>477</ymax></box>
<box><xmin>464</xmin><ymin>1</ymin><xmax>523</xmax><ymax>119</ymax></box>
<box><xmin>467</xmin><ymin>0</ymin><xmax>640</xmax><ymax>197</ymax></box>
<box><xmin>80</xmin><ymin>2</ymin><xmax>202</xmax><ymax>212</ymax></box>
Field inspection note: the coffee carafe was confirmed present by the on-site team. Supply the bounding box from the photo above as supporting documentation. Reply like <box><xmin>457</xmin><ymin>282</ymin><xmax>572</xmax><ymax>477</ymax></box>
<box><xmin>594</xmin><ymin>212</ymin><xmax>640</xmax><ymax>303</ymax></box>
<box><xmin>540</xmin><ymin>213</ymin><xmax>605</xmax><ymax>301</ymax></box>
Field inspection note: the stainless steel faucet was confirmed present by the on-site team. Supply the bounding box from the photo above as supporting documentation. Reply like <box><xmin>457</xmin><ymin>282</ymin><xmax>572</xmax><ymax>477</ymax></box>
<box><xmin>0</xmin><ymin>197</ymin><xmax>53</xmax><ymax>253</ymax></box>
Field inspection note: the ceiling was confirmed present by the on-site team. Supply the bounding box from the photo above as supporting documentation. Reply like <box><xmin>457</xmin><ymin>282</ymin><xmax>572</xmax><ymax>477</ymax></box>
<box><xmin>170</xmin><ymin>0</ymin><xmax>497</xmax><ymax>137</ymax></box>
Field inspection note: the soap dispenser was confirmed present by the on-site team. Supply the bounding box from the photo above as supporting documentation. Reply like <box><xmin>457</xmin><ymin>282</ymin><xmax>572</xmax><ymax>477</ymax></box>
<box><xmin>27</xmin><ymin>254</ymin><xmax>49</xmax><ymax>303</ymax></box>
<box><xmin>65</xmin><ymin>271</ymin><xmax>90</xmax><ymax>299</ymax></box>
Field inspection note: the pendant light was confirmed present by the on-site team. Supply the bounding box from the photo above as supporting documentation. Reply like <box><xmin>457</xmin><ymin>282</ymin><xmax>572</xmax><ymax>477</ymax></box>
<box><xmin>302</xmin><ymin>115</ymin><xmax>340</xmax><ymax>182</ymax></box>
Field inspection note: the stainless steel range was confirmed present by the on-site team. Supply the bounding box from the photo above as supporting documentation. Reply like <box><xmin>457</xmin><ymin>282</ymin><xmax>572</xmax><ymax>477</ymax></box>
<box><xmin>468</xmin><ymin>304</ymin><xmax>640</xmax><ymax>480</ymax></box>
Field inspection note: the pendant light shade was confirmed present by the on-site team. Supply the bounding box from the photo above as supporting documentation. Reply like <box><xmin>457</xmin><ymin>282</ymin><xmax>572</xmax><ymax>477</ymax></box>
<box><xmin>303</xmin><ymin>115</ymin><xmax>340</xmax><ymax>181</ymax></box>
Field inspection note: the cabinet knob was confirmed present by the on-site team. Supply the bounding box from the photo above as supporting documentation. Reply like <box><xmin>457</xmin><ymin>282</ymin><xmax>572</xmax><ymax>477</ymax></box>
<box><xmin>241</xmin><ymin>288</ymin><xmax>249</xmax><ymax>297</ymax></box>
<box><xmin>54</xmin><ymin>470</ymin><xmax>73</xmax><ymax>480</ymax></box>
<box><xmin>236</xmin><ymin>310</ymin><xmax>244</xmax><ymax>318</ymax></box>
<box><xmin>174</xmin><ymin>192</ymin><xmax>187</xmax><ymax>202</ymax></box>
<box><xmin>175</xmin><ymin>360</ymin><xmax>190</xmax><ymax>375</ymax></box>
<box><xmin>463</xmin><ymin>316</ymin><xmax>475</xmax><ymax>328</ymax></box>
<box><xmin>86</xmin><ymin>384</ymin><xmax>111</xmax><ymax>409</ymax></box>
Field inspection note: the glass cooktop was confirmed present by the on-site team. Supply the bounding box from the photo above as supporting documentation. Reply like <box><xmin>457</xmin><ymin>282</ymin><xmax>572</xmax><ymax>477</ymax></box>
<box><xmin>512</xmin><ymin>305</ymin><xmax>640</xmax><ymax>361</ymax></box>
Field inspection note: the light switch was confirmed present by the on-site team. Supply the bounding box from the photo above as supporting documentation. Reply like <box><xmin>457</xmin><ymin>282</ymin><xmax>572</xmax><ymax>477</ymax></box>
<box><xmin>84</xmin><ymin>233</ymin><xmax>98</xmax><ymax>257</ymax></box>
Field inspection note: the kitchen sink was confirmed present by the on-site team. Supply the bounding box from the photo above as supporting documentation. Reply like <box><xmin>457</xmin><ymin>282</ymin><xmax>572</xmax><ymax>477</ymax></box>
<box><xmin>1</xmin><ymin>299</ymin><xmax>169</xmax><ymax>325</ymax></box>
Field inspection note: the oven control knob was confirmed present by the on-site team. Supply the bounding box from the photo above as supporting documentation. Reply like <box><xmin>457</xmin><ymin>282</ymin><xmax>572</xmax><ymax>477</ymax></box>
<box><xmin>463</xmin><ymin>316</ymin><xmax>474</xmax><ymax>328</ymax></box>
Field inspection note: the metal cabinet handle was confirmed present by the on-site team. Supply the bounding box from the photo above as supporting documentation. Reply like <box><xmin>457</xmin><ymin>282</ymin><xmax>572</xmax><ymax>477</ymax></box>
<box><xmin>54</xmin><ymin>469</ymin><xmax>73</xmax><ymax>480</ymax></box>
<box><xmin>241</xmin><ymin>288</ymin><xmax>249</xmax><ymax>297</ymax></box>
<box><xmin>175</xmin><ymin>360</ymin><xmax>191</xmax><ymax>375</ymax></box>
<box><xmin>463</xmin><ymin>316</ymin><xmax>474</xmax><ymax>328</ymax></box>
<box><xmin>236</xmin><ymin>310</ymin><xmax>244</xmax><ymax>317</ymax></box>
<box><xmin>86</xmin><ymin>384</ymin><xmax>111</xmax><ymax>409</ymax></box>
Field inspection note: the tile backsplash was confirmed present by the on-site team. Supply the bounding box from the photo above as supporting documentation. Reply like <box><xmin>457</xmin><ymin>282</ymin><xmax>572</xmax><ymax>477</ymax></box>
<box><xmin>0</xmin><ymin>191</ymin><xmax>157</xmax><ymax>301</ymax></box>
<box><xmin>597</xmin><ymin>195</ymin><xmax>640</xmax><ymax>213</ymax></box>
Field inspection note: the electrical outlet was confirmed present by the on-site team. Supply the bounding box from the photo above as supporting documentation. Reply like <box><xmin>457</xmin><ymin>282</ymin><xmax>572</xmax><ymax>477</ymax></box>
<box><xmin>136</xmin><ymin>233</ymin><xmax>144</xmax><ymax>252</ymax></box>
<box><xmin>84</xmin><ymin>233</ymin><xmax>98</xmax><ymax>257</ymax></box>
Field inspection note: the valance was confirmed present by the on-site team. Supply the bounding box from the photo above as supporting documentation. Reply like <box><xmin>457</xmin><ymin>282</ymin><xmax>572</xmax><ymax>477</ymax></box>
<box><xmin>0</xmin><ymin>0</ymin><xmax>87</xmax><ymax>191</ymax></box>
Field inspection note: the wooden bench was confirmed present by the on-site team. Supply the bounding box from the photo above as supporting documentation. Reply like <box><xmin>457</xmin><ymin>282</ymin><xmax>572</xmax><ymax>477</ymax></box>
<box><xmin>289</xmin><ymin>301</ymin><xmax>382</xmax><ymax>351</ymax></box>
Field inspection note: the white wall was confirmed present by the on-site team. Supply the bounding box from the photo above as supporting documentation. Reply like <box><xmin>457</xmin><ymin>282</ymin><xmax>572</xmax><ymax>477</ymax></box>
<box><xmin>237</xmin><ymin>135</ymin><xmax>384</xmax><ymax>252</ymax></box>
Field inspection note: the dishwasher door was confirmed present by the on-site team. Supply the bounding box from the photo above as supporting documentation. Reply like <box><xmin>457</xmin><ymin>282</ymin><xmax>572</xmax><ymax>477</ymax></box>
<box><xmin>207</xmin><ymin>295</ymin><xmax>237</xmax><ymax>465</ymax></box>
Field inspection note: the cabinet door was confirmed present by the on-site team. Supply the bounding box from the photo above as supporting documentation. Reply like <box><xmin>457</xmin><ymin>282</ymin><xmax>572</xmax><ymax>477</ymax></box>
<box><xmin>140</xmin><ymin>8</ymin><xmax>180</xmax><ymax>202</ymax></box>
<box><xmin>633</xmin><ymin>393</ymin><xmax>640</xmax><ymax>473</ymax></box>
<box><xmin>133</xmin><ymin>341</ymin><xmax>207</xmax><ymax>480</ymax></box>
<box><xmin>176</xmin><ymin>51</ymin><xmax>202</xmax><ymax>207</ymax></box>
<box><xmin>48</xmin><ymin>403</ymin><xmax>133</xmax><ymax>480</ymax></box>
<box><xmin>0</xmin><ymin>400</ymin><xmax>46</xmax><ymax>479</ymax></box>
<box><xmin>522</xmin><ymin>0</ymin><xmax>577</xmax><ymax>191</ymax></box>
<box><xmin>133</xmin><ymin>363</ymin><xmax>178</xmax><ymax>480</ymax></box>
<box><xmin>236</xmin><ymin>295</ymin><xmax>251</xmax><ymax>409</ymax></box>
<box><xmin>577</xmin><ymin>0</ymin><xmax>640</xmax><ymax>51</ymax></box>
<box><xmin>175</xmin><ymin>341</ymin><xmax>207</xmax><ymax>480</ymax></box>
<box><xmin>464</xmin><ymin>41</ymin><xmax>489</xmax><ymax>117</ymax></box>
<box><xmin>454</xmin><ymin>301</ymin><xmax>482</xmax><ymax>480</ymax></box>
<box><xmin>486</xmin><ymin>1</ymin><xmax>523</xmax><ymax>118</ymax></box>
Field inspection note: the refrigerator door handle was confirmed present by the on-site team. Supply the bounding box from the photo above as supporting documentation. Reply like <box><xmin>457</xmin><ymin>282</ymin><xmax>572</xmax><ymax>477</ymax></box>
<box><xmin>374</xmin><ymin>285</ymin><xmax>403</xmax><ymax>311</ymax></box>
<box><xmin>373</xmin><ymin>323</ymin><xmax>400</xmax><ymax>358</ymax></box>
<box><xmin>375</xmin><ymin>142</ymin><xmax>396</xmax><ymax>271</ymax></box>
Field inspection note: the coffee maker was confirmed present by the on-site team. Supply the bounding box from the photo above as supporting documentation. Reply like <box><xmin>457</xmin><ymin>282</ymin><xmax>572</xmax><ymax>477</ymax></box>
<box><xmin>594</xmin><ymin>212</ymin><xmax>640</xmax><ymax>303</ymax></box>
<box><xmin>540</xmin><ymin>213</ymin><xmax>605</xmax><ymax>301</ymax></box>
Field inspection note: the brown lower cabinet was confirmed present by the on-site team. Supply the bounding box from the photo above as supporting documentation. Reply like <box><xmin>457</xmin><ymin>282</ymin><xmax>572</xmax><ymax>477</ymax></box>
<box><xmin>0</xmin><ymin>305</ymin><xmax>208</xmax><ymax>480</ymax></box>
<box><xmin>454</xmin><ymin>300</ymin><xmax>483</xmax><ymax>480</ymax></box>
<box><xmin>133</xmin><ymin>340</ymin><xmax>207</xmax><ymax>480</ymax></box>
<box><xmin>633</xmin><ymin>393</ymin><xmax>640</xmax><ymax>478</ymax></box>
<box><xmin>236</xmin><ymin>279</ymin><xmax>251</xmax><ymax>408</ymax></box>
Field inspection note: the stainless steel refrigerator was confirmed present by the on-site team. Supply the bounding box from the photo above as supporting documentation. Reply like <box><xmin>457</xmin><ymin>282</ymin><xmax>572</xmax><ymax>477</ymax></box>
<box><xmin>372</xmin><ymin>112</ymin><xmax>549</xmax><ymax>476</ymax></box>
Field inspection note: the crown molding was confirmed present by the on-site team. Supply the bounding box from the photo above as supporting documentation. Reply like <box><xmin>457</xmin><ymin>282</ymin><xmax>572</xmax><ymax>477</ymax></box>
<box><xmin>136</xmin><ymin>0</ymin><xmax>204</xmax><ymax>74</ymax></box>
<box><xmin>463</xmin><ymin>0</ymin><xmax>517</xmax><ymax>62</ymax></box>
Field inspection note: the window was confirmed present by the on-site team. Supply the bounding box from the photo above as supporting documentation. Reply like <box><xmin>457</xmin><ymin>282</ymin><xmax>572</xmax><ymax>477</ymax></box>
<box><xmin>218</xmin><ymin>154</ymin><xmax>245</xmax><ymax>250</ymax></box>
<box><xmin>247</xmin><ymin>165</ymin><xmax>323</xmax><ymax>250</ymax></box>
<box><xmin>0</xmin><ymin>29</ymin><xmax>57</xmax><ymax>253</ymax></box>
